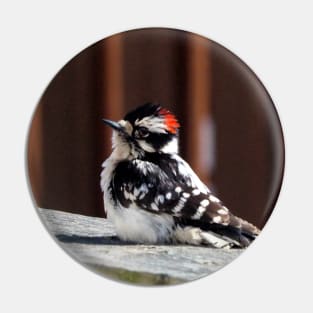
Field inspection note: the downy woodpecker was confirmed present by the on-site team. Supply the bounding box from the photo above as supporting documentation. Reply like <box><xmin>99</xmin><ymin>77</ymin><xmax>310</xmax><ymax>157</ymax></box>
<box><xmin>100</xmin><ymin>103</ymin><xmax>260</xmax><ymax>248</ymax></box>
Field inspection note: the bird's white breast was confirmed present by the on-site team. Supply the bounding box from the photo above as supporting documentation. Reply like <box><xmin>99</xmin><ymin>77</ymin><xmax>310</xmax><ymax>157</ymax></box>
<box><xmin>100</xmin><ymin>154</ymin><xmax>175</xmax><ymax>244</ymax></box>
<box><xmin>106</xmin><ymin>203</ymin><xmax>174</xmax><ymax>244</ymax></box>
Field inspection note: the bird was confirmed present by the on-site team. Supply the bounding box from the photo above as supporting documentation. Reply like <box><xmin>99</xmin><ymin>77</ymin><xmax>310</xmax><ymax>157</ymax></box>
<box><xmin>100</xmin><ymin>103</ymin><xmax>260</xmax><ymax>248</ymax></box>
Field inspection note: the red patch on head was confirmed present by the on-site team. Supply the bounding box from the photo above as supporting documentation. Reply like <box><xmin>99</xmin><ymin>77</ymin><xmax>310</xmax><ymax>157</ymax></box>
<box><xmin>158</xmin><ymin>107</ymin><xmax>180</xmax><ymax>134</ymax></box>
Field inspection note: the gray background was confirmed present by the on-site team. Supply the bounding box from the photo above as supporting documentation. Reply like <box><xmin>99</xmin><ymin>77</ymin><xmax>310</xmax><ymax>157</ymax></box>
<box><xmin>0</xmin><ymin>1</ymin><xmax>312</xmax><ymax>313</ymax></box>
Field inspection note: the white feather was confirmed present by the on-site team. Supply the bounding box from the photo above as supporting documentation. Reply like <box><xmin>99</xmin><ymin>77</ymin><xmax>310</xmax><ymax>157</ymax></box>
<box><xmin>172</xmin><ymin>154</ymin><xmax>211</xmax><ymax>194</ymax></box>
<box><xmin>106</xmin><ymin>203</ymin><xmax>174</xmax><ymax>243</ymax></box>
<box><xmin>160</xmin><ymin>137</ymin><xmax>179</xmax><ymax>154</ymax></box>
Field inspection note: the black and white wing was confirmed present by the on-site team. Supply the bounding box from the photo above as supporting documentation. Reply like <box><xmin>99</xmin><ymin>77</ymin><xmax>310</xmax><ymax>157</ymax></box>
<box><xmin>110</xmin><ymin>154</ymin><xmax>260</xmax><ymax>247</ymax></box>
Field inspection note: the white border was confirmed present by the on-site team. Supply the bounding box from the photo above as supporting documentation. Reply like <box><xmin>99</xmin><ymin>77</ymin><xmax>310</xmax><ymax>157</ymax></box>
<box><xmin>1</xmin><ymin>1</ymin><xmax>312</xmax><ymax>312</ymax></box>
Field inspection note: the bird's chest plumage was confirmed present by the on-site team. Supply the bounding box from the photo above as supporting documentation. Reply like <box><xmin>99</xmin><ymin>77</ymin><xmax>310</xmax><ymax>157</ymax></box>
<box><xmin>100</xmin><ymin>156</ymin><xmax>175</xmax><ymax>243</ymax></box>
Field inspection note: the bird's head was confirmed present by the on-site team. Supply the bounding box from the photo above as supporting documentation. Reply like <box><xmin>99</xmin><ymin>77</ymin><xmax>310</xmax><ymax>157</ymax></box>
<box><xmin>102</xmin><ymin>103</ymin><xmax>180</xmax><ymax>157</ymax></box>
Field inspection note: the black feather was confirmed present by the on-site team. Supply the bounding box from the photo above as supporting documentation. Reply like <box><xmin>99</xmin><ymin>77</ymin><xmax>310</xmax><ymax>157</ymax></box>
<box><xmin>109</xmin><ymin>152</ymin><xmax>259</xmax><ymax>247</ymax></box>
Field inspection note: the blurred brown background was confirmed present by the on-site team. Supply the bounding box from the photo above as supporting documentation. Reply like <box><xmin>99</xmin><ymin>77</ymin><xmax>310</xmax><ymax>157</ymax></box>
<box><xmin>27</xmin><ymin>28</ymin><xmax>284</xmax><ymax>229</ymax></box>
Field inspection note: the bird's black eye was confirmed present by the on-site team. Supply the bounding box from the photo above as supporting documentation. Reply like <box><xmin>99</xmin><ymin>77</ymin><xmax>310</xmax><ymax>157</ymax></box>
<box><xmin>135</xmin><ymin>127</ymin><xmax>149</xmax><ymax>138</ymax></box>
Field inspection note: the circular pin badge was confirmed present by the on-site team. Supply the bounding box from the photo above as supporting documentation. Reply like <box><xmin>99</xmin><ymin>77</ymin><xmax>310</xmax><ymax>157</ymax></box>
<box><xmin>27</xmin><ymin>28</ymin><xmax>284</xmax><ymax>285</ymax></box>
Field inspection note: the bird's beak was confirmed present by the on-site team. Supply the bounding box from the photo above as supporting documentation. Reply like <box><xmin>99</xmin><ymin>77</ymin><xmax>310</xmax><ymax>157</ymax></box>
<box><xmin>102</xmin><ymin>119</ymin><xmax>129</xmax><ymax>137</ymax></box>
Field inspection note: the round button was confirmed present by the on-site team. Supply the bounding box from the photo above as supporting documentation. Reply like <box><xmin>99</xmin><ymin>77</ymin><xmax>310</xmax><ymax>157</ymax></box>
<box><xmin>27</xmin><ymin>28</ymin><xmax>284</xmax><ymax>285</ymax></box>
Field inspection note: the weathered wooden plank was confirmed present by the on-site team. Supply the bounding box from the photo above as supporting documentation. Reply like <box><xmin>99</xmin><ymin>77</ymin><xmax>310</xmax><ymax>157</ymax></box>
<box><xmin>38</xmin><ymin>208</ymin><xmax>242</xmax><ymax>285</ymax></box>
